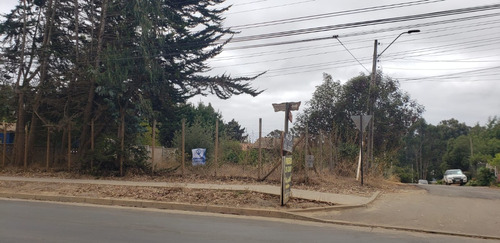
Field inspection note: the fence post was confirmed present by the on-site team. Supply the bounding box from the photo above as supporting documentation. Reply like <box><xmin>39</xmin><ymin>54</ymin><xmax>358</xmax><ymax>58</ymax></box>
<box><xmin>46</xmin><ymin>127</ymin><xmax>50</xmax><ymax>170</ymax></box>
<box><xmin>214</xmin><ymin>120</ymin><xmax>219</xmax><ymax>177</ymax></box>
<box><xmin>304</xmin><ymin>124</ymin><xmax>308</xmax><ymax>182</ymax></box>
<box><xmin>68</xmin><ymin>124</ymin><xmax>71</xmax><ymax>171</ymax></box>
<box><xmin>152</xmin><ymin>119</ymin><xmax>156</xmax><ymax>174</ymax></box>
<box><xmin>24</xmin><ymin>125</ymin><xmax>28</xmax><ymax>169</ymax></box>
<box><xmin>182</xmin><ymin>118</ymin><xmax>185</xmax><ymax>176</ymax></box>
<box><xmin>258</xmin><ymin>118</ymin><xmax>262</xmax><ymax>180</ymax></box>
<box><xmin>2</xmin><ymin>121</ymin><xmax>6</xmax><ymax>167</ymax></box>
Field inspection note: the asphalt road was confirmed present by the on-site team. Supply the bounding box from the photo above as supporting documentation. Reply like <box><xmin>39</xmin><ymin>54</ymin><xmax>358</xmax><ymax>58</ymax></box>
<box><xmin>417</xmin><ymin>184</ymin><xmax>500</xmax><ymax>200</ymax></box>
<box><xmin>0</xmin><ymin>199</ymin><xmax>493</xmax><ymax>243</ymax></box>
<box><xmin>306</xmin><ymin>185</ymin><xmax>500</xmax><ymax>238</ymax></box>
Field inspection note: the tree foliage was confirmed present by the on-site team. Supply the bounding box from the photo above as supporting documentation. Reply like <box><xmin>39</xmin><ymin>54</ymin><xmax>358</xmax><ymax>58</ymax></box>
<box><xmin>0</xmin><ymin>0</ymin><xmax>262</xmax><ymax>171</ymax></box>
<box><xmin>295</xmin><ymin>72</ymin><xmax>423</xmax><ymax>159</ymax></box>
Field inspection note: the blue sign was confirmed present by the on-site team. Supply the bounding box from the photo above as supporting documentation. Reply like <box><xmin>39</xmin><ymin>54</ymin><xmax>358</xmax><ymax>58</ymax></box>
<box><xmin>192</xmin><ymin>148</ymin><xmax>206</xmax><ymax>166</ymax></box>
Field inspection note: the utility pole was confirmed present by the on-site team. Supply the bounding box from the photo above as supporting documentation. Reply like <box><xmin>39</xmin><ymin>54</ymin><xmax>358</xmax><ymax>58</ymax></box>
<box><xmin>368</xmin><ymin>40</ymin><xmax>378</xmax><ymax>168</ymax></box>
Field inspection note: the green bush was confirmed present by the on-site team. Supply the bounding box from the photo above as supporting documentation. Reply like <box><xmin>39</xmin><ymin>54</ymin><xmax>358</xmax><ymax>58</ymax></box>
<box><xmin>475</xmin><ymin>167</ymin><xmax>496</xmax><ymax>186</ymax></box>
<box><xmin>394</xmin><ymin>166</ymin><xmax>413</xmax><ymax>183</ymax></box>
<box><xmin>220</xmin><ymin>139</ymin><xmax>243</xmax><ymax>164</ymax></box>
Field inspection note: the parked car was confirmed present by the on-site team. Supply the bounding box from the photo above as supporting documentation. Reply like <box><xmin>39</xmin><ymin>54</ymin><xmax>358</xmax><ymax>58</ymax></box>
<box><xmin>418</xmin><ymin>179</ymin><xmax>428</xmax><ymax>185</ymax></box>
<box><xmin>443</xmin><ymin>169</ymin><xmax>467</xmax><ymax>185</ymax></box>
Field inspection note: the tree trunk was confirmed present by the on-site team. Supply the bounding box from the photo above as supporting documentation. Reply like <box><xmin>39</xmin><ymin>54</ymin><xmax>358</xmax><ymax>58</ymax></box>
<box><xmin>27</xmin><ymin>0</ymin><xmax>57</xmax><ymax>163</ymax></box>
<box><xmin>79</xmin><ymin>0</ymin><xmax>108</xmax><ymax>154</ymax></box>
<box><xmin>13</xmin><ymin>0</ymin><xmax>29</xmax><ymax>165</ymax></box>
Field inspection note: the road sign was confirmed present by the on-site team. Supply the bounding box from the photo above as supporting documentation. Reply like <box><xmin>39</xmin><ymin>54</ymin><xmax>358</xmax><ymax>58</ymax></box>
<box><xmin>283</xmin><ymin>133</ymin><xmax>293</xmax><ymax>153</ymax></box>
<box><xmin>351</xmin><ymin>115</ymin><xmax>372</xmax><ymax>131</ymax></box>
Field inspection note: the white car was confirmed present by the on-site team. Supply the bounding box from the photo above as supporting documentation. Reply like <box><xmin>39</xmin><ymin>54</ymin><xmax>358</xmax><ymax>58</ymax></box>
<box><xmin>443</xmin><ymin>169</ymin><xmax>467</xmax><ymax>186</ymax></box>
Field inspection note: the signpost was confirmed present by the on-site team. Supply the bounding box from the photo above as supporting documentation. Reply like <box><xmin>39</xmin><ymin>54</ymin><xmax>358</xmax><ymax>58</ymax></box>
<box><xmin>350</xmin><ymin>114</ymin><xmax>372</xmax><ymax>186</ymax></box>
<box><xmin>272</xmin><ymin>102</ymin><xmax>300</xmax><ymax>206</ymax></box>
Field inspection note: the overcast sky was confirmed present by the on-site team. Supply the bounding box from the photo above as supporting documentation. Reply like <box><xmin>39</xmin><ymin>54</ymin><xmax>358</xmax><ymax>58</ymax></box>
<box><xmin>2</xmin><ymin>0</ymin><xmax>499</xmax><ymax>141</ymax></box>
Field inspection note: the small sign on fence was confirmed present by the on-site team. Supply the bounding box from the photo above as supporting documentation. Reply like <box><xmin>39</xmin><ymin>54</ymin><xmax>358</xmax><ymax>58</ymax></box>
<box><xmin>192</xmin><ymin>148</ymin><xmax>206</xmax><ymax>166</ymax></box>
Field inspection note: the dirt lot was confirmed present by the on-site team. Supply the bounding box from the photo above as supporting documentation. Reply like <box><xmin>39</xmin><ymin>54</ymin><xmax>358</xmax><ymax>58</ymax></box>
<box><xmin>0</xmin><ymin>168</ymin><xmax>416</xmax><ymax>210</ymax></box>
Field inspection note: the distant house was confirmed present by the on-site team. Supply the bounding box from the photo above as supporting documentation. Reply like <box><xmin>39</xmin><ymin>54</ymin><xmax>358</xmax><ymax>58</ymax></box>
<box><xmin>0</xmin><ymin>123</ymin><xmax>15</xmax><ymax>144</ymax></box>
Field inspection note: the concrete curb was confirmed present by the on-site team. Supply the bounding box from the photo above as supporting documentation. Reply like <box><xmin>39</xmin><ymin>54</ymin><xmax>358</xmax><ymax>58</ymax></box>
<box><xmin>1</xmin><ymin>192</ymin><xmax>499</xmax><ymax>241</ymax></box>
<box><xmin>289</xmin><ymin>191</ymin><xmax>381</xmax><ymax>213</ymax></box>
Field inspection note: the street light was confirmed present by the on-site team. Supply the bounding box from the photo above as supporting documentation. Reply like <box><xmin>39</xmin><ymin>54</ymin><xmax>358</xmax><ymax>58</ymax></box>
<box><xmin>377</xmin><ymin>29</ymin><xmax>421</xmax><ymax>57</ymax></box>
<box><xmin>367</xmin><ymin>29</ymin><xmax>420</xmax><ymax>167</ymax></box>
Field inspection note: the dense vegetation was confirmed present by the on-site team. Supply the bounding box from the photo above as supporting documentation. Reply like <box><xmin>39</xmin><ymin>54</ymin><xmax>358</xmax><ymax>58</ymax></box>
<box><xmin>0</xmin><ymin>0</ymin><xmax>261</xmax><ymax>173</ymax></box>
<box><xmin>294</xmin><ymin>73</ymin><xmax>499</xmax><ymax>182</ymax></box>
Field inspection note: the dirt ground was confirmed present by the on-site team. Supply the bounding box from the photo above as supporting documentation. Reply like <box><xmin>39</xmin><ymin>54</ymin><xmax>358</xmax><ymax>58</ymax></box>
<box><xmin>0</xmin><ymin>168</ymin><xmax>417</xmax><ymax>210</ymax></box>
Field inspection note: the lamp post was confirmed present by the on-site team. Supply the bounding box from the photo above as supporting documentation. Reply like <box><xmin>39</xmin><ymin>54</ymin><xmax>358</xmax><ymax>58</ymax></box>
<box><xmin>367</xmin><ymin>29</ymin><xmax>420</xmax><ymax>166</ymax></box>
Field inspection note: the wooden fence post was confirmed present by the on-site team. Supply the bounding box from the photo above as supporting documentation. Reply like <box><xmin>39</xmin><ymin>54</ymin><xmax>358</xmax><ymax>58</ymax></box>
<box><xmin>182</xmin><ymin>118</ymin><xmax>185</xmax><ymax>176</ymax></box>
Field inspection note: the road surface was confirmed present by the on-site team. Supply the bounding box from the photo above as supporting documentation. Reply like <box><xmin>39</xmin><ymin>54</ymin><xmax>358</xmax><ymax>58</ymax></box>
<box><xmin>0</xmin><ymin>199</ymin><xmax>493</xmax><ymax>243</ymax></box>
<box><xmin>306</xmin><ymin>185</ymin><xmax>500</xmax><ymax>238</ymax></box>
<box><xmin>417</xmin><ymin>184</ymin><xmax>500</xmax><ymax>200</ymax></box>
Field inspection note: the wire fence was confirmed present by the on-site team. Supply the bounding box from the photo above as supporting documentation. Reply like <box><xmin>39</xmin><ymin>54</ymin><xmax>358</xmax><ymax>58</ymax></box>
<box><xmin>1</xmin><ymin>121</ymin><xmax>368</xmax><ymax>182</ymax></box>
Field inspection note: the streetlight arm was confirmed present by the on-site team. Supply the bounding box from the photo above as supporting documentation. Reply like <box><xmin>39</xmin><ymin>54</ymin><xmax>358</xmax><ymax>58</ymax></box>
<box><xmin>377</xmin><ymin>30</ymin><xmax>420</xmax><ymax>58</ymax></box>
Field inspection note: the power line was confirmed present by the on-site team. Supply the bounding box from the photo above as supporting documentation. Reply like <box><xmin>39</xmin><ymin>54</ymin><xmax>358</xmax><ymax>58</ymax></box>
<box><xmin>230</xmin><ymin>0</ymin><xmax>444</xmax><ymax>29</ymax></box>
<box><xmin>226</xmin><ymin>4</ymin><xmax>500</xmax><ymax>43</ymax></box>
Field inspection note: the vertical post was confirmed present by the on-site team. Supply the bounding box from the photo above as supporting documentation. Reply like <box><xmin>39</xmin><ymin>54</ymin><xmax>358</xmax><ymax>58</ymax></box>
<box><xmin>214</xmin><ymin>119</ymin><xmax>219</xmax><ymax>177</ymax></box>
<box><xmin>46</xmin><ymin>127</ymin><xmax>50</xmax><ymax>170</ymax></box>
<box><xmin>304</xmin><ymin>124</ymin><xmax>308</xmax><ymax>182</ymax></box>
<box><xmin>320</xmin><ymin>131</ymin><xmax>323</xmax><ymax>170</ymax></box>
<box><xmin>152</xmin><ymin>119</ymin><xmax>156</xmax><ymax>174</ymax></box>
<box><xmin>360</xmin><ymin>115</ymin><xmax>364</xmax><ymax>186</ymax></box>
<box><xmin>68</xmin><ymin>124</ymin><xmax>71</xmax><ymax>171</ymax></box>
<box><xmin>181</xmin><ymin>118</ymin><xmax>185</xmax><ymax>176</ymax></box>
<box><xmin>24</xmin><ymin>125</ymin><xmax>28</xmax><ymax>169</ymax></box>
<box><xmin>368</xmin><ymin>40</ymin><xmax>378</xmax><ymax>169</ymax></box>
<box><xmin>91</xmin><ymin>118</ymin><xmax>94</xmax><ymax>170</ymax></box>
<box><xmin>120</xmin><ymin>113</ymin><xmax>125</xmax><ymax>176</ymax></box>
<box><xmin>2</xmin><ymin>121</ymin><xmax>6</xmax><ymax>167</ymax></box>
<box><xmin>258</xmin><ymin>118</ymin><xmax>262</xmax><ymax>180</ymax></box>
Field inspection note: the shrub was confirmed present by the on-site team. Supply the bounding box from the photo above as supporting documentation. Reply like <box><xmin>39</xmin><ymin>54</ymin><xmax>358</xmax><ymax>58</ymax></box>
<box><xmin>475</xmin><ymin>167</ymin><xmax>496</xmax><ymax>186</ymax></box>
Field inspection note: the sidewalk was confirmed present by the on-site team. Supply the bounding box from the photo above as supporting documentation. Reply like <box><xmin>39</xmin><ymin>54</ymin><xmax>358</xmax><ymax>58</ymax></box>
<box><xmin>0</xmin><ymin>176</ymin><xmax>374</xmax><ymax>206</ymax></box>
